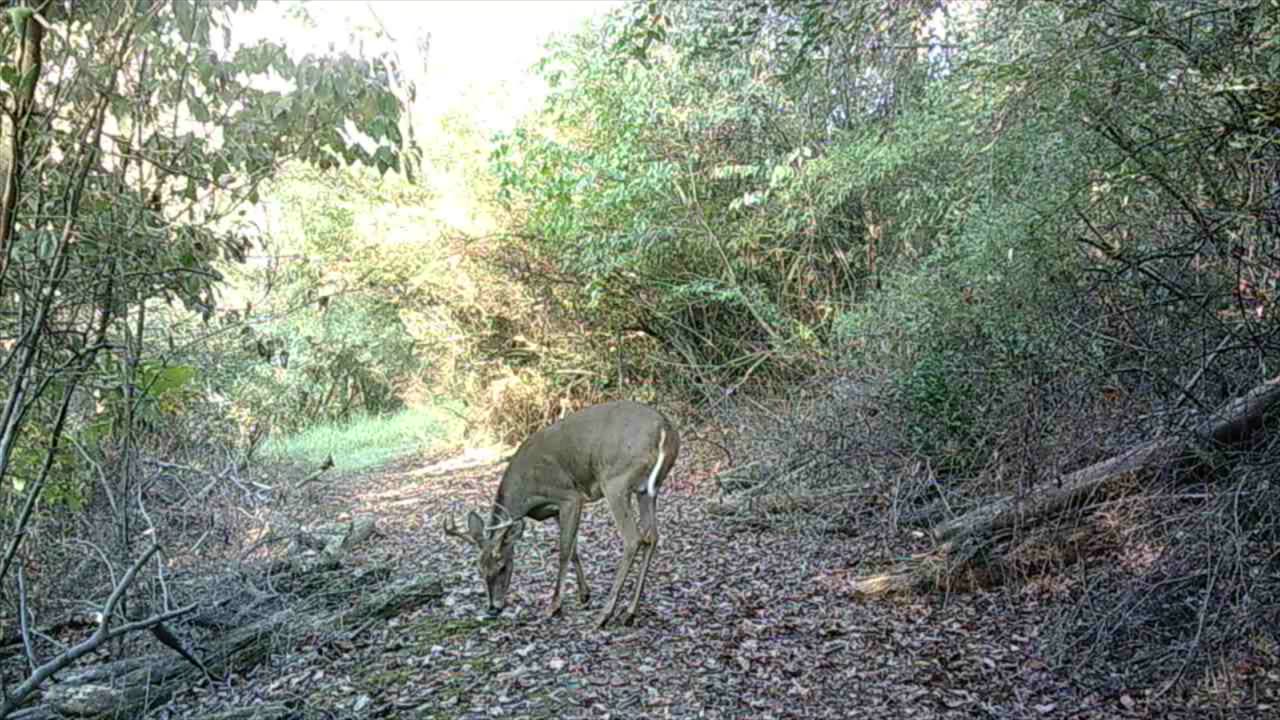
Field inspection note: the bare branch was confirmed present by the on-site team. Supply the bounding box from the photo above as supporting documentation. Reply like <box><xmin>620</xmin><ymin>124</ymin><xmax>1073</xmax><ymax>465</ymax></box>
<box><xmin>16</xmin><ymin>563</ymin><xmax>36</xmax><ymax>674</ymax></box>
<box><xmin>0</xmin><ymin>544</ymin><xmax>195</xmax><ymax>717</ymax></box>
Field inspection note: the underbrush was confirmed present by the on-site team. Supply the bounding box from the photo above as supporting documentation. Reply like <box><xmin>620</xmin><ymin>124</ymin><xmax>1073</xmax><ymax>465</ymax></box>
<box><xmin>1043</xmin><ymin>451</ymin><xmax>1280</xmax><ymax>697</ymax></box>
<box><xmin>261</xmin><ymin>400</ymin><xmax>467</xmax><ymax>470</ymax></box>
<box><xmin>710</xmin><ymin>362</ymin><xmax>1280</xmax><ymax>704</ymax></box>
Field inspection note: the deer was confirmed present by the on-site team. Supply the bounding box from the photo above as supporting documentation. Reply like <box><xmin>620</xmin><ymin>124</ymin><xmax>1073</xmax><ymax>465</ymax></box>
<box><xmin>443</xmin><ymin>400</ymin><xmax>680</xmax><ymax>629</ymax></box>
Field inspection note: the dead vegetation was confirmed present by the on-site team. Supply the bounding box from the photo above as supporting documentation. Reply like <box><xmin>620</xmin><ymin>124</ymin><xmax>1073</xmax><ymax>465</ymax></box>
<box><xmin>705</xmin><ymin>366</ymin><xmax>1280</xmax><ymax>708</ymax></box>
<box><xmin>3</xmin><ymin>384</ymin><xmax>1277</xmax><ymax>718</ymax></box>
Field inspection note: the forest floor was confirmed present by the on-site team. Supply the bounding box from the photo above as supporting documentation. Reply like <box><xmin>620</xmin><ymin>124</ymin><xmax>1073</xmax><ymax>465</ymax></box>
<box><xmin>158</xmin><ymin>446</ymin><xmax>1271</xmax><ymax>720</ymax></box>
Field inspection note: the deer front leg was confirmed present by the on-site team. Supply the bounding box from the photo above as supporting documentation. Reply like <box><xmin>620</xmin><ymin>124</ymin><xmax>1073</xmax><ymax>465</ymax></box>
<box><xmin>597</xmin><ymin>487</ymin><xmax>640</xmax><ymax>629</ymax></box>
<box><xmin>623</xmin><ymin>491</ymin><xmax>659</xmax><ymax>625</ymax></box>
<box><xmin>548</xmin><ymin>498</ymin><xmax>584</xmax><ymax>618</ymax></box>
<box><xmin>572</xmin><ymin>545</ymin><xmax>591</xmax><ymax>607</ymax></box>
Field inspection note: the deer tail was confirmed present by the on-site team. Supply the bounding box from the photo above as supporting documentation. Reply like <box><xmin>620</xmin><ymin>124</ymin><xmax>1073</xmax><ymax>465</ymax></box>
<box><xmin>646</xmin><ymin>428</ymin><xmax>666</xmax><ymax>497</ymax></box>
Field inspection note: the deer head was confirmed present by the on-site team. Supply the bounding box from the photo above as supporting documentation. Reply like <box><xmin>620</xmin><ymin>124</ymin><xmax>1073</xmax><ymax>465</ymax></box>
<box><xmin>444</xmin><ymin>511</ymin><xmax>525</xmax><ymax>616</ymax></box>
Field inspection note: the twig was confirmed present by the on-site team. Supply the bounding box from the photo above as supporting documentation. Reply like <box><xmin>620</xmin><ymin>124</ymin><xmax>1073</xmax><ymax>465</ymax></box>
<box><xmin>297</xmin><ymin>455</ymin><xmax>336</xmax><ymax>488</ymax></box>
<box><xmin>0</xmin><ymin>378</ymin><xmax>80</xmax><ymax>589</ymax></box>
<box><xmin>16</xmin><ymin>563</ymin><xmax>36</xmax><ymax>673</ymax></box>
<box><xmin>68</xmin><ymin>434</ymin><xmax>118</xmax><ymax>520</ymax></box>
<box><xmin>0</xmin><ymin>544</ymin><xmax>197</xmax><ymax>716</ymax></box>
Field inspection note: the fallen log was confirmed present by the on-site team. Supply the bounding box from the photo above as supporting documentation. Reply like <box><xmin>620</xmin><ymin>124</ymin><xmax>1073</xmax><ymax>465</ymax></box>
<box><xmin>288</xmin><ymin>515</ymin><xmax>380</xmax><ymax>558</ymax></box>
<box><xmin>851</xmin><ymin>374</ymin><xmax>1280</xmax><ymax>596</ymax></box>
<box><xmin>930</xmin><ymin>435</ymin><xmax>1176</xmax><ymax>543</ymax></box>
<box><xmin>30</xmin><ymin>573</ymin><xmax>442</xmax><ymax>719</ymax></box>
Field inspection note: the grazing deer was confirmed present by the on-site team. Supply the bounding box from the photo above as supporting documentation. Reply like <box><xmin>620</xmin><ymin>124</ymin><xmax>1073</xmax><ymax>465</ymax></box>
<box><xmin>444</xmin><ymin>401</ymin><xmax>680</xmax><ymax>629</ymax></box>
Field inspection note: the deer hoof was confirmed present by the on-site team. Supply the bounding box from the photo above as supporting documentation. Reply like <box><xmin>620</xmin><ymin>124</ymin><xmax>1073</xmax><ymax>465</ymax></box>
<box><xmin>594</xmin><ymin>611</ymin><xmax>613</xmax><ymax>629</ymax></box>
<box><xmin>545</xmin><ymin>602</ymin><xmax>563</xmax><ymax>619</ymax></box>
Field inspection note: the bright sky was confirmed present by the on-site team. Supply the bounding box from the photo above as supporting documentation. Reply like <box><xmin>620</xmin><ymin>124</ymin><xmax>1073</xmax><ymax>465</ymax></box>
<box><xmin>250</xmin><ymin>1</ymin><xmax>622</xmax><ymax>121</ymax></box>
<box><xmin>239</xmin><ymin>1</ymin><xmax>622</xmax><ymax>234</ymax></box>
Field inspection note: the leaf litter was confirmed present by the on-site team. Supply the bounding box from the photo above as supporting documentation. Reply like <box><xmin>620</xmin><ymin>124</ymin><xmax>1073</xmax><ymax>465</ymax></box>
<box><xmin>156</xmin><ymin>449</ymin><xmax>1272</xmax><ymax>719</ymax></box>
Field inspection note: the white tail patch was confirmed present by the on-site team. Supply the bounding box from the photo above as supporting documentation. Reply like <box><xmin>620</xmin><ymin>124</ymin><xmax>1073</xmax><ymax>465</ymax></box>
<box><xmin>645</xmin><ymin>429</ymin><xmax>666</xmax><ymax>497</ymax></box>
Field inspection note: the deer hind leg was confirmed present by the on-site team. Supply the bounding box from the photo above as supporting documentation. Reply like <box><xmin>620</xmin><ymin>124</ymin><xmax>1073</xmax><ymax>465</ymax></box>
<box><xmin>549</xmin><ymin>498</ymin><xmax>584</xmax><ymax>618</ymax></box>
<box><xmin>596</xmin><ymin>485</ymin><xmax>641</xmax><ymax>629</ymax></box>
<box><xmin>623</xmin><ymin>491</ymin><xmax>659</xmax><ymax>625</ymax></box>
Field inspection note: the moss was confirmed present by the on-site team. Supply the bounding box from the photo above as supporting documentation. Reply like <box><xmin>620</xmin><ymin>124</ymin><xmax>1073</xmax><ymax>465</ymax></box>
<box><xmin>409</xmin><ymin>615</ymin><xmax>491</xmax><ymax>644</ymax></box>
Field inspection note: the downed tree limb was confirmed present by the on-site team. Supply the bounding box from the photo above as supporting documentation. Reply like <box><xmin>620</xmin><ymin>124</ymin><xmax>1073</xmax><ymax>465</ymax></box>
<box><xmin>34</xmin><ymin>574</ymin><xmax>444</xmax><ymax>719</ymax></box>
<box><xmin>289</xmin><ymin>516</ymin><xmax>379</xmax><ymax>558</ymax></box>
<box><xmin>0</xmin><ymin>545</ymin><xmax>197</xmax><ymax>718</ymax></box>
<box><xmin>935</xmin><ymin>374</ymin><xmax>1280</xmax><ymax>544</ymax></box>
<box><xmin>931</xmin><ymin>435</ymin><xmax>1176</xmax><ymax>543</ymax></box>
<box><xmin>851</xmin><ymin>374</ymin><xmax>1280</xmax><ymax>597</ymax></box>
<box><xmin>245</xmin><ymin>514</ymin><xmax>379</xmax><ymax>566</ymax></box>
<box><xmin>42</xmin><ymin>607</ymin><xmax>299</xmax><ymax>718</ymax></box>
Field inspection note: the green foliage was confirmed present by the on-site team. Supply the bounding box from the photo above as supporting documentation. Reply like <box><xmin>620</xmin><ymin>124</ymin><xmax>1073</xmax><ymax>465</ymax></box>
<box><xmin>3</xmin><ymin>430</ymin><xmax>83</xmax><ymax>513</ymax></box>
<box><xmin>81</xmin><ymin>358</ymin><xmax>201</xmax><ymax>450</ymax></box>
<box><xmin>492</xmin><ymin>4</ymin><xmax>955</xmax><ymax>394</ymax></box>
<box><xmin>0</xmin><ymin>0</ymin><xmax>407</xmax><ymax>517</ymax></box>
<box><xmin>227</xmin><ymin>296</ymin><xmax>420</xmax><ymax>433</ymax></box>
<box><xmin>895</xmin><ymin>349</ymin><xmax>982</xmax><ymax>466</ymax></box>
<box><xmin>833</xmin><ymin>0</ymin><xmax>1280</xmax><ymax>478</ymax></box>
<box><xmin>209</xmin><ymin>168</ymin><xmax>434</xmax><ymax>433</ymax></box>
<box><xmin>261</xmin><ymin>401</ymin><xmax>465</xmax><ymax>471</ymax></box>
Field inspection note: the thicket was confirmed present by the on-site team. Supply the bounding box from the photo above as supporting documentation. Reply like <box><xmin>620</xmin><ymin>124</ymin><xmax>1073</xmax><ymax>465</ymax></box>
<box><xmin>0</xmin><ymin>0</ymin><xmax>1275</xmax><ymax>708</ymax></box>
<box><xmin>0</xmin><ymin>1</ymin><xmax>405</xmax><ymax>712</ymax></box>
<box><xmin>491</xmin><ymin>0</ymin><xmax>1280</xmax><ymax>696</ymax></box>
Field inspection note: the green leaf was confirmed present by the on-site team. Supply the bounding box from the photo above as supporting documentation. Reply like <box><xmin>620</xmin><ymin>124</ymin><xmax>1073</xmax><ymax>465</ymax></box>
<box><xmin>189</xmin><ymin>95</ymin><xmax>210</xmax><ymax>122</ymax></box>
<box><xmin>172</xmin><ymin>0</ymin><xmax>195</xmax><ymax>42</ymax></box>
<box><xmin>140</xmin><ymin>364</ymin><xmax>198</xmax><ymax>398</ymax></box>
<box><xmin>273</xmin><ymin>95</ymin><xmax>292</xmax><ymax>119</ymax></box>
<box><xmin>7</xmin><ymin>7</ymin><xmax>32</xmax><ymax>37</ymax></box>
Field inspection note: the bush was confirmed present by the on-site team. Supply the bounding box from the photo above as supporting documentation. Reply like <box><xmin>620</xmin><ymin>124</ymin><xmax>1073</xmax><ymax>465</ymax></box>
<box><xmin>220</xmin><ymin>296</ymin><xmax>420</xmax><ymax>434</ymax></box>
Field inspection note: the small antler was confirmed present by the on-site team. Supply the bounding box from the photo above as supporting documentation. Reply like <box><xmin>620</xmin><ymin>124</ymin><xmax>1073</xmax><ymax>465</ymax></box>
<box><xmin>442</xmin><ymin>515</ymin><xmax>481</xmax><ymax>548</ymax></box>
<box><xmin>485</xmin><ymin>504</ymin><xmax>518</xmax><ymax>534</ymax></box>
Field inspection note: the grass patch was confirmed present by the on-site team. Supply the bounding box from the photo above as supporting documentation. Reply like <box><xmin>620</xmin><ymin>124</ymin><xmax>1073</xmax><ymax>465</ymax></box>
<box><xmin>262</xmin><ymin>400</ymin><xmax>466</xmax><ymax>471</ymax></box>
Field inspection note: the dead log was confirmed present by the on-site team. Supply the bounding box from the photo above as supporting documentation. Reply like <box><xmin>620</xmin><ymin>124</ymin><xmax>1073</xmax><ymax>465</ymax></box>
<box><xmin>30</xmin><ymin>574</ymin><xmax>442</xmax><ymax>719</ymax></box>
<box><xmin>42</xmin><ymin>607</ymin><xmax>296</xmax><ymax>718</ymax></box>
<box><xmin>930</xmin><ymin>434</ymin><xmax>1177</xmax><ymax>543</ymax></box>
<box><xmin>936</xmin><ymin>374</ymin><xmax>1280</xmax><ymax>543</ymax></box>
<box><xmin>288</xmin><ymin>515</ymin><xmax>379</xmax><ymax>558</ymax></box>
<box><xmin>851</xmin><ymin>375</ymin><xmax>1280</xmax><ymax>597</ymax></box>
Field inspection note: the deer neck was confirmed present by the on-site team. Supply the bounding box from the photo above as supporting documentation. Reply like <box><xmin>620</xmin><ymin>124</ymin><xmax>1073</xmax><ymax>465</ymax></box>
<box><xmin>490</xmin><ymin>474</ymin><xmax>527</xmax><ymax>527</ymax></box>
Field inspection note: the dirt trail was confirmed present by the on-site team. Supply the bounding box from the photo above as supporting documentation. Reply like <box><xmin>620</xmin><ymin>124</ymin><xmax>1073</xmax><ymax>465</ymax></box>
<box><xmin>158</xmin><ymin>450</ymin><xmax>1223</xmax><ymax>719</ymax></box>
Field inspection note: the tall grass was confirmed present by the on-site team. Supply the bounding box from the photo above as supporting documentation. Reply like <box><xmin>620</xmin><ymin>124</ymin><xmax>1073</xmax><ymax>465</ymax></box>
<box><xmin>261</xmin><ymin>400</ymin><xmax>466</xmax><ymax>471</ymax></box>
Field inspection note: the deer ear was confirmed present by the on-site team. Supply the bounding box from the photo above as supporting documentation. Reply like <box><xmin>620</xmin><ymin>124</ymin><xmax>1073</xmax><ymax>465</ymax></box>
<box><xmin>466</xmin><ymin>511</ymin><xmax>485</xmax><ymax>544</ymax></box>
